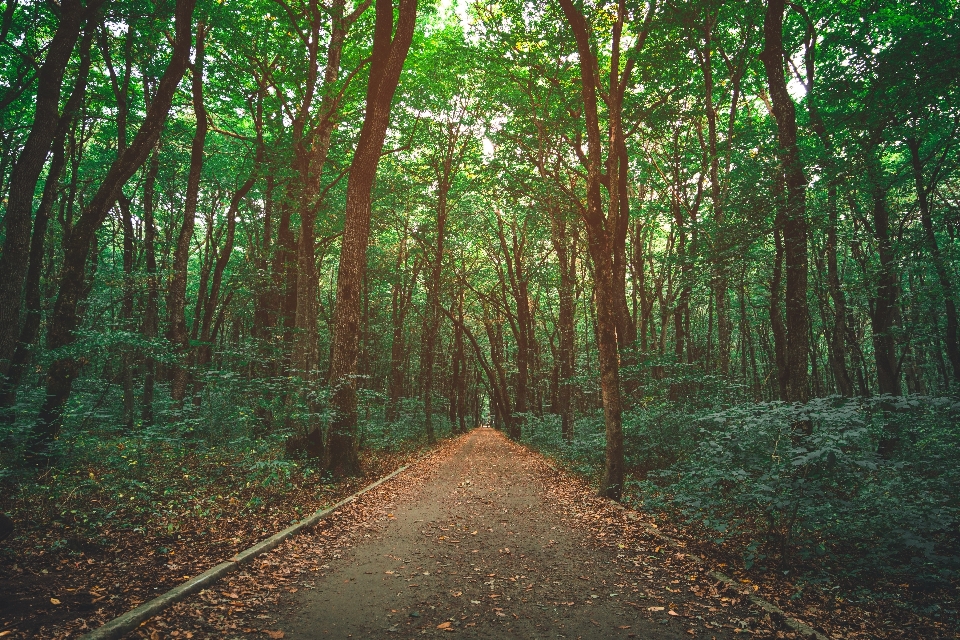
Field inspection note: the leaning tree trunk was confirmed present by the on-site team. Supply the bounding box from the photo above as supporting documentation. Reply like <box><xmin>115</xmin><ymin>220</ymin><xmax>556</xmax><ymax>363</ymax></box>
<box><xmin>0</xmin><ymin>26</ymin><xmax>93</xmax><ymax>420</ymax></box>
<box><xmin>0</xmin><ymin>0</ymin><xmax>88</xmax><ymax>377</ymax></box>
<box><xmin>28</xmin><ymin>0</ymin><xmax>197</xmax><ymax>459</ymax></box>
<box><xmin>326</xmin><ymin>0</ymin><xmax>417</xmax><ymax>476</ymax></box>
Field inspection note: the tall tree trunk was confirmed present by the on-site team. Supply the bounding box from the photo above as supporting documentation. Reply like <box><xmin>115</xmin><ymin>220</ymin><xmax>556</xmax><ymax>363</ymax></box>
<box><xmin>28</xmin><ymin>0</ymin><xmax>197</xmax><ymax>457</ymax></box>
<box><xmin>326</xmin><ymin>0</ymin><xmax>417</xmax><ymax>475</ymax></box>
<box><xmin>167</xmin><ymin>24</ymin><xmax>207</xmax><ymax>406</ymax></box>
<box><xmin>550</xmin><ymin>206</ymin><xmax>578</xmax><ymax>441</ymax></box>
<box><xmin>0</xmin><ymin>0</ymin><xmax>89</xmax><ymax>376</ymax></box>
<box><xmin>824</xmin><ymin>181</ymin><xmax>854</xmax><ymax>396</ymax></box>
<box><xmin>558</xmin><ymin>0</ymin><xmax>634</xmax><ymax>499</ymax></box>
<box><xmin>292</xmin><ymin>0</ymin><xmax>356</xmax><ymax>389</ymax></box>
<box><xmin>771</xmin><ymin>225</ymin><xmax>789</xmax><ymax>400</ymax></box>
<box><xmin>142</xmin><ymin>148</ymin><xmax>160</xmax><ymax>424</ymax></box>
<box><xmin>100</xmin><ymin>18</ymin><xmax>137</xmax><ymax>428</ymax></box>
<box><xmin>867</xmin><ymin>152</ymin><xmax>900</xmax><ymax>397</ymax></box>
<box><xmin>762</xmin><ymin>0</ymin><xmax>809</xmax><ymax>405</ymax></box>
<box><xmin>386</xmin><ymin>230</ymin><xmax>418</xmax><ymax>422</ymax></box>
<box><xmin>696</xmin><ymin>17</ymin><xmax>732</xmax><ymax>375</ymax></box>
<box><xmin>908</xmin><ymin>137</ymin><xmax>960</xmax><ymax>384</ymax></box>
<box><xmin>0</xmin><ymin>27</ymin><xmax>93</xmax><ymax>419</ymax></box>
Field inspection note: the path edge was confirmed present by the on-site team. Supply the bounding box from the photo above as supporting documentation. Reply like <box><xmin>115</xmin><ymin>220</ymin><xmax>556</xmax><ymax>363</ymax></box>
<box><xmin>79</xmin><ymin>464</ymin><xmax>410</xmax><ymax>640</ymax></box>
<box><xmin>536</xmin><ymin>455</ymin><xmax>831</xmax><ymax>640</ymax></box>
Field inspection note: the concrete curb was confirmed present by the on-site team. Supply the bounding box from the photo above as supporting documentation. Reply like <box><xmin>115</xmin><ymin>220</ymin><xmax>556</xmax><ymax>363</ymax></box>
<box><xmin>80</xmin><ymin>464</ymin><xmax>410</xmax><ymax>640</ymax></box>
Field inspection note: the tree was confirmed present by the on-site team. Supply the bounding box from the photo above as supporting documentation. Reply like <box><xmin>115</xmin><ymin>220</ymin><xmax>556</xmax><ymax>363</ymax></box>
<box><xmin>326</xmin><ymin>0</ymin><xmax>418</xmax><ymax>475</ymax></box>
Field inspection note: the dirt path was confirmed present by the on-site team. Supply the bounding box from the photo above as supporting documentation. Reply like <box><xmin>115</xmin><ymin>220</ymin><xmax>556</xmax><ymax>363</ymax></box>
<box><xmin>130</xmin><ymin>429</ymin><xmax>780</xmax><ymax>639</ymax></box>
<box><xmin>275</xmin><ymin>429</ymin><xmax>746</xmax><ymax>639</ymax></box>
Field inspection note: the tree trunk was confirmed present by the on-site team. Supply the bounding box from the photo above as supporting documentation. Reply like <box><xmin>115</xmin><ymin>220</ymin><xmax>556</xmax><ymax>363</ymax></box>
<box><xmin>167</xmin><ymin>24</ymin><xmax>207</xmax><ymax>406</ymax></box>
<box><xmin>142</xmin><ymin>148</ymin><xmax>160</xmax><ymax>424</ymax></box>
<box><xmin>908</xmin><ymin>137</ymin><xmax>960</xmax><ymax>384</ymax></box>
<box><xmin>558</xmin><ymin>0</ymin><xmax>627</xmax><ymax>499</ymax></box>
<box><xmin>867</xmin><ymin>151</ymin><xmax>900</xmax><ymax>397</ymax></box>
<box><xmin>550</xmin><ymin>207</ymin><xmax>578</xmax><ymax>441</ymax></box>
<box><xmin>326</xmin><ymin>0</ymin><xmax>417</xmax><ymax>475</ymax></box>
<box><xmin>28</xmin><ymin>0</ymin><xmax>197</xmax><ymax>458</ymax></box>
<box><xmin>762</xmin><ymin>0</ymin><xmax>810</xmax><ymax>405</ymax></box>
<box><xmin>0</xmin><ymin>0</ymin><xmax>88</xmax><ymax>376</ymax></box>
<box><xmin>0</xmin><ymin>26</ymin><xmax>93</xmax><ymax>420</ymax></box>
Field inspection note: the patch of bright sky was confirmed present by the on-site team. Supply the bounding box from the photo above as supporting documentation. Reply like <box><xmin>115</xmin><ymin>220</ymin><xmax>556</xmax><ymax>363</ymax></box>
<box><xmin>437</xmin><ymin>0</ymin><xmax>471</xmax><ymax>28</ymax></box>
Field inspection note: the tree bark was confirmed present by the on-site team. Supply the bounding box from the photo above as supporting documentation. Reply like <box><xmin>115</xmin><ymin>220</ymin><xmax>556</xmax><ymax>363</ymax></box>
<box><xmin>908</xmin><ymin>136</ymin><xmax>960</xmax><ymax>384</ymax></box>
<box><xmin>167</xmin><ymin>24</ymin><xmax>207</xmax><ymax>406</ymax></box>
<box><xmin>326</xmin><ymin>0</ymin><xmax>417</xmax><ymax>475</ymax></box>
<box><xmin>0</xmin><ymin>26</ymin><xmax>94</xmax><ymax>419</ymax></box>
<box><xmin>142</xmin><ymin>147</ymin><xmax>160</xmax><ymax>424</ymax></box>
<box><xmin>551</xmin><ymin>207</ymin><xmax>578</xmax><ymax>441</ymax></box>
<box><xmin>0</xmin><ymin>0</ymin><xmax>91</xmax><ymax>377</ymax></box>
<box><xmin>761</xmin><ymin>0</ymin><xmax>810</xmax><ymax>404</ymax></box>
<box><xmin>867</xmin><ymin>151</ymin><xmax>900</xmax><ymax>397</ymax></box>
<box><xmin>28</xmin><ymin>0</ymin><xmax>197</xmax><ymax>458</ymax></box>
<box><xmin>557</xmin><ymin>0</ymin><xmax>628</xmax><ymax>499</ymax></box>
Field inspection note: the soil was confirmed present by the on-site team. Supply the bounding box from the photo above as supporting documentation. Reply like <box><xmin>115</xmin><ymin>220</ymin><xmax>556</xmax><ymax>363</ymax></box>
<box><xmin>276</xmin><ymin>427</ymin><xmax>746</xmax><ymax>639</ymax></box>
<box><xmin>130</xmin><ymin>429</ymin><xmax>785</xmax><ymax>639</ymax></box>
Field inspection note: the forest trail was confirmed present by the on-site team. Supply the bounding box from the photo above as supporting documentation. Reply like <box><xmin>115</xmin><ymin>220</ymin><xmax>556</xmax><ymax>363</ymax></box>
<box><xmin>272</xmin><ymin>429</ymin><xmax>749</xmax><ymax>639</ymax></box>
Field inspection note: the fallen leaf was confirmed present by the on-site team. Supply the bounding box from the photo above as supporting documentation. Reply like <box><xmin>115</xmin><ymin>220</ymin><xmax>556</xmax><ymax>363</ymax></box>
<box><xmin>437</xmin><ymin>622</ymin><xmax>452</xmax><ymax>629</ymax></box>
<box><xmin>264</xmin><ymin>631</ymin><xmax>285</xmax><ymax>639</ymax></box>
<box><xmin>50</xmin><ymin>598</ymin><xmax>61</xmax><ymax>605</ymax></box>
<box><xmin>649</xmin><ymin>606</ymin><xmax>665</xmax><ymax>612</ymax></box>
<box><xmin>668</xmin><ymin>610</ymin><xmax>679</xmax><ymax>616</ymax></box>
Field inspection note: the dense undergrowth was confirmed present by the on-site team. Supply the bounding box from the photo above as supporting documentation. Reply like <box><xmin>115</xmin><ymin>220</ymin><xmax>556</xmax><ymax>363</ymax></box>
<box><xmin>522</xmin><ymin>361</ymin><xmax>960</xmax><ymax>606</ymax></box>
<box><xmin>0</xmin><ymin>371</ymin><xmax>447</xmax><ymax>562</ymax></box>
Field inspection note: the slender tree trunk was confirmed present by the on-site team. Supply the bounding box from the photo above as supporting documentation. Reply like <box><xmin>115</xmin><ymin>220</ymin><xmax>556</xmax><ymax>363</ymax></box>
<box><xmin>697</xmin><ymin>21</ymin><xmax>732</xmax><ymax>375</ymax></box>
<box><xmin>142</xmin><ymin>148</ymin><xmax>160</xmax><ymax>424</ymax></box>
<box><xmin>386</xmin><ymin>243</ymin><xmax>418</xmax><ymax>422</ymax></box>
<box><xmin>867</xmin><ymin>151</ymin><xmax>900</xmax><ymax>397</ymax></box>
<box><xmin>771</xmin><ymin>225</ymin><xmax>789</xmax><ymax>400</ymax></box>
<box><xmin>0</xmin><ymin>27</ymin><xmax>93</xmax><ymax>419</ymax></box>
<box><xmin>118</xmin><ymin>195</ymin><xmax>136</xmax><ymax>427</ymax></box>
<box><xmin>0</xmin><ymin>0</ymin><xmax>89</xmax><ymax>376</ymax></box>
<box><xmin>167</xmin><ymin>25</ymin><xmax>207</xmax><ymax>406</ymax></box>
<box><xmin>28</xmin><ymin>0</ymin><xmax>197</xmax><ymax>457</ymax></box>
<box><xmin>558</xmin><ymin>0</ymin><xmax>627</xmax><ymax>499</ymax></box>
<box><xmin>908</xmin><ymin>137</ymin><xmax>960</xmax><ymax>384</ymax></box>
<box><xmin>326</xmin><ymin>0</ymin><xmax>417</xmax><ymax>475</ymax></box>
<box><xmin>824</xmin><ymin>181</ymin><xmax>854</xmax><ymax>396</ymax></box>
<box><xmin>550</xmin><ymin>207</ymin><xmax>578</xmax><ymax>441</ymax></box>
<box><xmin>293</xmin><ymin>0</ymin><xmax>354</xmax><ymax>389</ymax></box>
<box><xmin>762</xmin><ymin>0</ymin><xmax>810</xmax><ymax>405</ymax></box>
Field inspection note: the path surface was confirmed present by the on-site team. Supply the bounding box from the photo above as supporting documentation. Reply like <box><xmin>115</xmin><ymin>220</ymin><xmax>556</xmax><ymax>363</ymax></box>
<box><xmin>276</xmin><ymin>429</ymin><xmax>745</xmax><ymax>639</ymax></box>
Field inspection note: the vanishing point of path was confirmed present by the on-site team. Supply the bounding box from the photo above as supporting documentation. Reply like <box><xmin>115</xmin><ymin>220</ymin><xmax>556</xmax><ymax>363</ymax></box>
<box><xmin>276</xmin><ymin>429</ymin><xmax>748</xmax><ymax>639</ymax></box>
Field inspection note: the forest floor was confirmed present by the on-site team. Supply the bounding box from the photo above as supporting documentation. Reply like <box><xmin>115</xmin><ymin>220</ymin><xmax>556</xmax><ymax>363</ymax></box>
<box><xmin>3</xmin><ymin>428</ymin><xmax>953</xmax><ymax>639</ymax></box>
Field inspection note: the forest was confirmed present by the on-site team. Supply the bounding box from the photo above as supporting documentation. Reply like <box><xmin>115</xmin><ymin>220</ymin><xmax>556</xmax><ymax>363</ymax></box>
<box><xmin>1</xmin><ymin>0</ymin><xmax>959</xmax><ymax>636</ymax></box>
